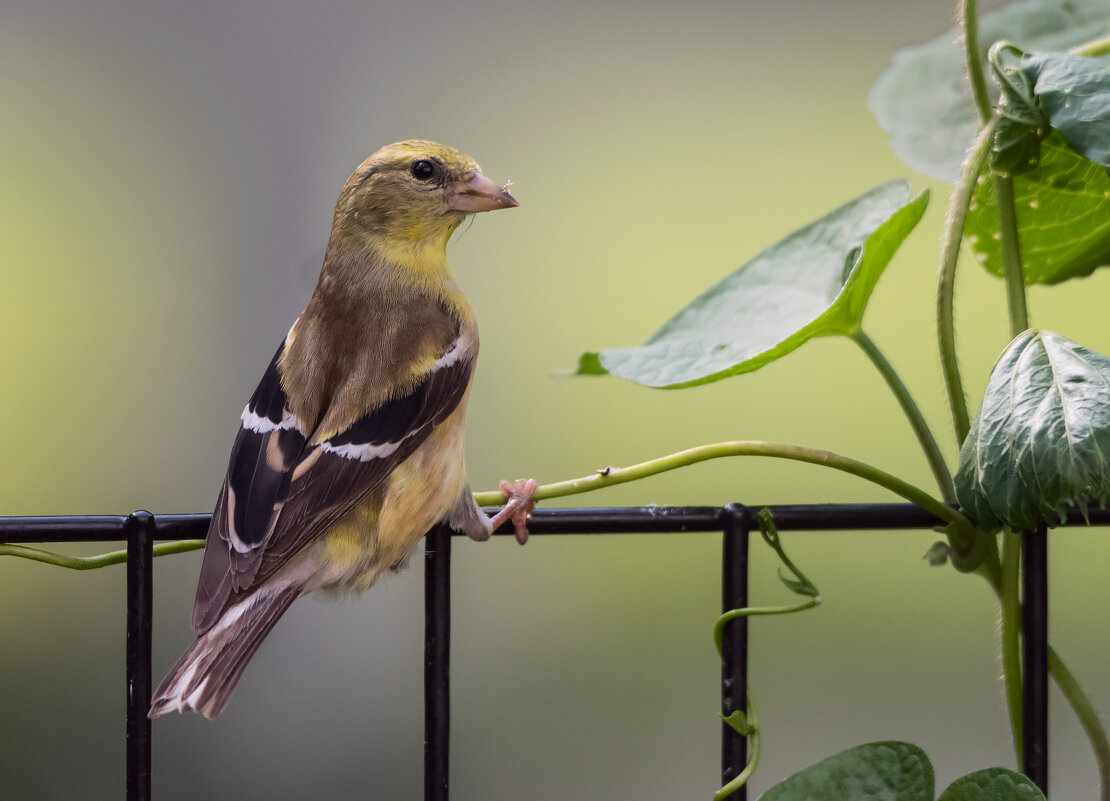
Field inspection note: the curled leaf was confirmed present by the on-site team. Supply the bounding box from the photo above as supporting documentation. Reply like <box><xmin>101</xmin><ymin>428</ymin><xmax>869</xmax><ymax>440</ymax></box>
<box><xmin>988</xmin><ymin>43</ymin><xmax>1049</xmax><ymax>177</ymax></box>
<box><xmin>758</xmin><ymin>508</ymin><xmax>819</xmax><ymax>598</ymax></box>
<box><xmin>1021</xmin><ymin>49</ymin><xmax>1110</xmax><ymax>168</ymax></box>
<box><xmin>955</xmin><ymin>330</ymin><xmax>1110</xmax><ymax>530</ymax></box>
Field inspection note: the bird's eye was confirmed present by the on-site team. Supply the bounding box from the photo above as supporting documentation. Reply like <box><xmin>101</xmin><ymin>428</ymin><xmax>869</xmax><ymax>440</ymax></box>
<box><xmin>411</xmin><ymin>160</ymin><xmax>437</xmax><ymax>182</ymax></box>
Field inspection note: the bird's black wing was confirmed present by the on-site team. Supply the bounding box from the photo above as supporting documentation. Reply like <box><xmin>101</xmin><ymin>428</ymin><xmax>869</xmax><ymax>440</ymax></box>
<box><xmin>192</xmin><ymin>333</ymin><xmax>474</xmax><ymax>633</ymax></box>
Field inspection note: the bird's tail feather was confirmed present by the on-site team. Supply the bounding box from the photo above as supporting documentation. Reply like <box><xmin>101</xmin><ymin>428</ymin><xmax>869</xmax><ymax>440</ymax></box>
<box><xmin>149</xmin><ymin>584</ymin><xmax>300</xmax><ymax>719</ymax></box>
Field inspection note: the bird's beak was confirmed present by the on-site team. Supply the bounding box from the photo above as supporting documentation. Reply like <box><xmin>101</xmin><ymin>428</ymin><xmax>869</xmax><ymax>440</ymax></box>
<box><xmin>445</xmin><ymin>170</ymin><xmax>519</xmax><ymax>213</ymax></box>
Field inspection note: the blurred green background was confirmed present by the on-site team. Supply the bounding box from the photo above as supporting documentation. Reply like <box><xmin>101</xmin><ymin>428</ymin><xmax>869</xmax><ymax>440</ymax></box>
<box><xmin>3</xmin><ymin>0</ymin><xmax>1110</xmax><ymax>798</ymax></box>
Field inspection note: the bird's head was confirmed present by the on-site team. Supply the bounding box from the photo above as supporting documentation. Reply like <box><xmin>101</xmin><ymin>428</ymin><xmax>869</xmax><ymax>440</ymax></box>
<box><xmin>333</xmin><ymin>140</ymin><xmax>518</xmax><ymax>251</ymax></box>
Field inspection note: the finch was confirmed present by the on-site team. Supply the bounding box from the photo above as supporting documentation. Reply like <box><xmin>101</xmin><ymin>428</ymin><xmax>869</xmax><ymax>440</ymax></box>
<box><xmin>149</xmin><ymin>141</ymin><xmax>535</xmax><ymax>719</ymax></box>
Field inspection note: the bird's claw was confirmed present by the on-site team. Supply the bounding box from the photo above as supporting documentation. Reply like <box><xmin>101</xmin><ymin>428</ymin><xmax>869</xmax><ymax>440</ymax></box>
<box><xmin>490</xmin><ymin>478</ymin><xmax>537</xmax><ymax>544</ymax></box>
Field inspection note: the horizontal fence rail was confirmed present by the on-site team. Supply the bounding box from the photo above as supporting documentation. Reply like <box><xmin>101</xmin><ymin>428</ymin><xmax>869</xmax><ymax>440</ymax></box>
<box><xmin>2</xmin><ymin>503</ymin><xmax>1085</xmax><ymax>799</ymax></box>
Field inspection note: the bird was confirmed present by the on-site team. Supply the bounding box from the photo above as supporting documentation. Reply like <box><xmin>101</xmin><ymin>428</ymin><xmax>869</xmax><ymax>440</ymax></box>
<box><xmin>149</xmin><ymin>140</ymin><xmax>535</xmax><ymax>719</ymax></box>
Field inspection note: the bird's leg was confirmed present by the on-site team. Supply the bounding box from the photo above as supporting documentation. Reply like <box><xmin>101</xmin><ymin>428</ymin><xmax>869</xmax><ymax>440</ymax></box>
<box><xmin>487</xmin><ymin>478</ymin><xmax>537</xmax><ymax>545</ymax></box>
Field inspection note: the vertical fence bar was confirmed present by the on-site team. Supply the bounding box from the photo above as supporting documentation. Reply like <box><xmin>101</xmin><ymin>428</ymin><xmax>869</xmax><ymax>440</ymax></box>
<box><xmin>721</xmin><ymin>504</ymin><xmax>750</xmax><ymax>800</ymax></box>
<box><xmin>1022</xmin><ymin>523</ymin><xmax>1049</xmax><ymax>795</ymax></box>
<box><xmin>125</xmin><ymin>511</ymin><xmax>154</xmax><ymax>801</ymax></box>
<box><xmin>425</xmin><ymin>524</ymin><xmax>453</xmax><ymax>801</ymax></box>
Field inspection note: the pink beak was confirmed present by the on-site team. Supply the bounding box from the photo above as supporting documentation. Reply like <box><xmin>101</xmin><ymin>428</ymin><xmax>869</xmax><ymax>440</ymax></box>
<box><xmin>445</xmin><ymin>170</ymin><xmax>519</xmax><ymax>213</ymax></box>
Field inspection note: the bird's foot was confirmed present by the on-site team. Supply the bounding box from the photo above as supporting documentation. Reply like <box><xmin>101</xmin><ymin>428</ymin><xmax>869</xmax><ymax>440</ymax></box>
<box><xmin>488</xmin><ymin>478</ymin><xmax>537</xmax><ymax>545</ymax></box>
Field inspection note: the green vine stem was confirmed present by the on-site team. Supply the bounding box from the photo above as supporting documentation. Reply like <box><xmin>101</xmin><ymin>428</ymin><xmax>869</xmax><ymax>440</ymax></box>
<box><xmin>959</xmin><ymin>0</ymin><xmax>1042</xmax><ymax>783</ymax></box>
<box><xmin>962</xmin><ymin>0</ymin><xmax>1030</xmax><ymax>341</ymax></box>
<box><xmin>472</xmin><ymin>440</ymin><xmax>977</xmax><ymax>550</ymax></box>
<box><xmin>958</xmin><ymin>16</ymin><xmax>1110</xmax><ymax>787</ymax></box>
<box><xmin>960</xmin><ymin>0</ymin><xmax>1034</xmax><ymax>774</ymax></box>
<box><xmin>960</xmin><ymin>0</ymin><xmax>1033</xmax><ymax>775</ymax></box>
<box><xmin>937</xmin><ymin>115</ymin><xmax>998</xmax><ymax>448</ymax></box>
<box><xmin>5</xmin><ymin>441</ymin><xmax>978</xmax><ymax>570</ymax></box>
<box><xmin>980</xmin><ymin>564</ymin><xmax>1110</xmax><ymax>798</ymax></box>
<box><xmin>995</xmin><ymin>174</ymin><xmax>1030</xmax><ymax>336</ymax></box>
<box><xmin>852</xmin><ymin>330</ymin><xmax>956</xmax><ymax>502</ymax></box>
<box><xmin>960</xmin><ymin>0</ymin><xmax>993</xmax><ymax>122</ymax></box>
<box><xmin>712</xmin><ymin>511</ymin><xmax>811</xmax><ymax>797</ymax></box>
<box><xmin>0</xmin><ymin>539</ymin><xmax>204</xmax><ymax>569</ymax></box>
<box><xmin>1048</xmin><ymin>647</ymin><xmax>1110</xmax><ymax>801</ymax></box>
<box><xmin>1073</xmin><ymin>35</ymin><xmax>1110</xmax><ymax>58</ymax></box>
<box><xmin>714</xmin><ymin>599</ymin><xmax>820</xmax><ymax>656</ymax></box>
<box><xmin>714</xmin><ymin>691</ymin><xmax>761</xmax><ymax>801</ymax></box>
<box><xmin>1000</xmin><ymin>531</ymin><xmax>1024</xmax><ymax>764</ymax></box>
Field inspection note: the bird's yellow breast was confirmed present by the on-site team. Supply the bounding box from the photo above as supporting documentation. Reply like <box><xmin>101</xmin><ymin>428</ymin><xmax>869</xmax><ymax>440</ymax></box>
<box><xmin>314</xmin><ymin>391</ymin><xmax>472</xmax><ymax>592</ymax></box>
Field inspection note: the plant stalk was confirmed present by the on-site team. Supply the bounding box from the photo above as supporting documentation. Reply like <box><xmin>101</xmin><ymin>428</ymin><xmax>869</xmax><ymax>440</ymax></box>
<box><xmin>960</xmin><ymin>0</ymin><xmax>993</xmax><ymax>123</ymax></box>
<box><xmin>995</xmin><ymin>175</ymin><xmax>1030</xmax><ymax>336</ymax></box>
<box><xmin>5</xmin><ymin>443</ymin><xmax>975</xmax><ymax>570</ymax></box>
<box><xmin>1073</xmin><ymin>34</ymin><xmax>1110</xmax><ymax>58</ymax></box>
<box><xmin>1000</xmin><ymin>531</ymin><xmax>1024</xmax><ymax>764</ymax></box>
<box><xmin>0</xmin><ymin>539</ymin><xmax>204</xmax><ymax>569</ymax></box>
<box><xmin>983</xmin><ymin>568</ymin><xmax>1110</xmax><ymax>797</ymax></box>
<box><xmin>937</xmin><ymin>115</ymin><xmax>998</xmax><ymax>447</ymax></box>
<box><xmin>1048</xmin><ymin>647</ymin><xmax>1110</xmax><ymax>801</ymax></box>
<box><xmin>715</xmin><ymin>691</ymin><xmax>761</xmax><ymax>801</ymax></box>
<box><xmin>714</xmin><ymin>599</ymin><xmax>820</xmax><ymax>656</ymax></box>
<box><xmin>472</xmin><ymin>440</ymin><xmax>976</xmax><ymax>547</ymax></box>
<box><xmin>959</xmin><ymin>0</ymin><xmax>1040</xmax><ymax>779</ymax></box>
<box><xmin>852</xmin><ymin>330</ymin><xmax>955</xmax><ymax>502</ymax></box>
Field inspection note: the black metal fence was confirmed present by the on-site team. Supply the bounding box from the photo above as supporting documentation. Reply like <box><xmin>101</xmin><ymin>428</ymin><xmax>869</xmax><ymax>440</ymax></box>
<box><xmin>1</xmin><ymin>503</ymin><xmax>1074</xmax><ymax>800</ymax></box>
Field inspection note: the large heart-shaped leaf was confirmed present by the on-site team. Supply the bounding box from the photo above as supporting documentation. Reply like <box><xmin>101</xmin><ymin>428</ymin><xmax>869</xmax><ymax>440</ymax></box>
<box><xmin>937</xmin><ymin>768</ymin><xmax>1046</xmax><ymax>801</ymax></box>
<box><xmin>869</xmin><ymin>0</ymin><xmax>1110</xmax><ymax>181</ymax></box>
<box><xmin>573</xmin><ymin>181</ymin><xmax>928</xmax><ymax>388</ymax></box>
<box><xmin>1022</xmin><ymin>49</ymin><xmax>1110</xmax><ymax>168</ymax></box>
<box><xmin>955</xmin><ymin>329</ymin><xmax>1110</xmax><ymax>531</ymax></box>
<box><xmin>965</xmin><ymin>131</ymin><xmax>1110</xmax><ymax>284</ymax></box>
<box><xmin>760</xmin><ymin>741</ymin><xmax>934</xmax><ymax>801</ymax></box>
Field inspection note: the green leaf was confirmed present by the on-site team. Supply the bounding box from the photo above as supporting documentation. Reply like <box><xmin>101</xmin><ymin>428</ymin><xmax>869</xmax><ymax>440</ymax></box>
<box><xmin>760</xmin><ymin>741</ymin><xmax>933</xmax><ymax>801</ymax></box>
<box><xmin>966</xmin><ymin>131</ymin><xmax>1110</xmax><ymax>284</ymax></box>
<box><xmin>937</xmin><ymin>768</ymin><xmax>1046</xmax><ymax>801</ymax></box>
<box><xmin>778</xmin><ymin>574</ymin><xmax>819</xmax><ymax>597</ymax></box>
<box><xmin>869</xmin><ymin>0</ymin><xmax>1110</xmax><ymax>181</ymax></box>
<box><xmin>721</xmin><ymin>710</ymin><xmax>754</xmax><ymax>736</ymax></box>
<box><xmin>955</xmin><ymin>329</ymin><xmax>1110</xmax><ymax>531</ymax></box>
<box><xmin>1022</xmin><ymin>49</ymin><xmax>1110</xmax><ymax>168</ymax></box>
<box><xmin>572</xmin><ymin>182</ymin><xmax>928</xmax><ymax>388</ymax></box>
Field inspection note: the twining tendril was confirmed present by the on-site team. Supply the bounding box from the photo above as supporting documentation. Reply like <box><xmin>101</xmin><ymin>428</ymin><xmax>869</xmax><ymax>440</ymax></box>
<box><xmin>713</xmin><ymin>510</ymin><xmax>821</xmax><ymax>799</ymax></box>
